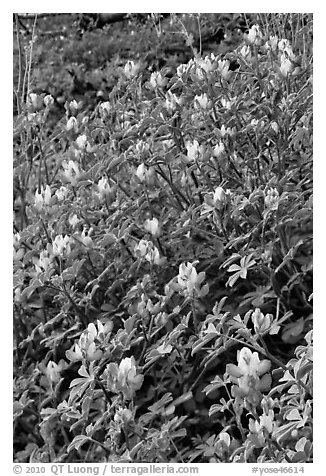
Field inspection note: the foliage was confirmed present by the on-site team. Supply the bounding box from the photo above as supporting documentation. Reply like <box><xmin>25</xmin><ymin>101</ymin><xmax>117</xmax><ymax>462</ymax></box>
<box><xmin>13</xmin><ymin>13</ymin><xmax>313</xmax><ymax>463</ymax></box>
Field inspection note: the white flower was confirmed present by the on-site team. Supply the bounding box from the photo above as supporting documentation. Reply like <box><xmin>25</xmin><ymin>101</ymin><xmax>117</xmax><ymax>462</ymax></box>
<box><xmin>46</xmin><ymin>360</ymin><xmax>66</xmax><ymax>384</ymax></box>
<box><xmin>55</xmin><ymin>186</ymin><xmax>69</xmax><ymax>201</ymax></box>
<box><xmin>52</xmin><ymin>234</ymin><xmax>72</xmax><ymax>257</ymax></box>
<box><xmin>264</xmin><ymin>187</ymin><xmax>279</xmax><ymax>210</ymax></box>
<box><xmin>135</xmin><ymin>163</ymin><xmax>153</xmax><ymax>182</ymax></box>
<box><xmin>44</xmin><ymin>95</ymin><xmax>54</xmax><ymax>107</ymax></box>
<box><xmin>144</xmin><ymin>217</ymin><xmax>160</xmax><ymax>237</ymax></box>
<box><xmin>195</xmin><ymin>93</ymin><xmax>209</xmax><ymax>109</ymax></box>
<box><xmin>239</xmin><ymin>45</ymin><xmax>252</xmax><ymax>60</ymax></box>
<box><xmin>217</xmin><ymin>59</ymin><xmax>231</xmax><ymax>80</ymax></box>
<box><xmin>165</xmin><ymin>91</ymin><xmax>179</xmax><ymax>112</ymax></box>
<box><xmin>213</xmin><ymin>142</ymin><xmax>225</xmax><ymax>158</ymax></box>
<box><xmin>176</xmin><ymin>262</ymin><xmax>208</xmax><ymax>298</ymax></box>
<box><xmin>134</xmin><ymin>239</ymin><xmax>160</xmax><ymax>265</ymax></box>
<box><xmin>68</xmin><ymin>214</ymin><xmax>80</xmax><ymax>228</ymax></box>
<box><xmin>135</xmin><ymin>140</ymin><xmax>150</xmax><ymax>154</ymax></box>
<box><xmin>69</xmin><ymin>100</ymin><xmax>79</xmax><ymax>114</ymax></box>
<box><xmin>270</xmin><ymin>121</ymin><xmax>279</xmax><ymax>133</ymax></box>
<box><xmin>186</xmin><ymin>140</ymin><xmax>204</xmax><ymax>162</ymax></box>
<box><xmin>62</xmin><ymin>160</ymin><xmax>80</xmax><ymax>186</ymax></box>
<box><xmin>66</xmin><ymin>116</ymin><xmax>78</xmax><ymax>132</ymax></box>
<box><xmin>124</xmin><ymin>60</ymin><xmax>140</xmax><ymax>79</ymax></box>
<box><xmin>100</xmin><ymin>101</ymin><xmax>111</xmax><ymax>114</ymax></box>
<box><xmin>97</xmin><ymin>176</ymin><xmax>111</xmax><ymax>200</ymax></box>
<box><xmin>221</xmin><ymin>96</ymin><xmax>237</xmax><ymax>110</ymax></box>
<box><xmin>279</xmin><ymin>55</ymin><xmax>293</xmax><ymax>77</ymax></box>
<box><xmin>265</xmin><ymin>35</ymin><xmax>278</xmax><ymax>52</ymax></box>
<box><xmin>213</xmin><ymin>187</ymin><xmax>226</xmax><ymax>205</ymax></box>
<box><xmin>176</xmin><ymin>62</ymin><xmax>192</xmax><ymax>78</ymax></box>
<box><xmin>246</xmin><ymin>24</ymin><xmax>263</xmax><ymax>45</ymax></box>
<box><xmin>149</xmin><ymin>72</ymin><xmax>166</xmax><ymax>89</ymax></box>
<box><xmin>34</xmin><ymin>250</ymin><xmax>52</xmax><ymax>274</ymax></box>
<box><xmin>75</xmin><ymin>134</ymin><xmax>88</xmax><ymax>150</ymax></box>
<box><xmin>28</xmin><ymin>93</ymin><xmax>38</xmax><ymax>108</ymax></box>
<box><xmin>34</xmin><ymin>185</ymin><xmax>52</xmax><ymax>211</ymax></box>
<box><xmin>220</xmin><ymin>125</ymin><xmax>235</xmax><ymax>137</ymax></box>
<box><xmin>278</xmin><ymin>39</ymin><xmax>295</xmax><ymax>60</ymax></box>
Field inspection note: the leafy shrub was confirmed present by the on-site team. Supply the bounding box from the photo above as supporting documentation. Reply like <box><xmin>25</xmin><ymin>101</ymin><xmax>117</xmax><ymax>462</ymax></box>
<box><xmin>13</xmin><ymin>13</ymin><xmax>312</xmax><ymax>463</ymax></box>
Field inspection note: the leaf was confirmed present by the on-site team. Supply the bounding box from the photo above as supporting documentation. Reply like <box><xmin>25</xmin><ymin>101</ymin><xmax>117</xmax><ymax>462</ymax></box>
<box><xmin>286</xmin><ymin>409</ymin><xmax>301</xmax><ymax>421</ymax></box>
<box><xmin>107</xmin><ymin>155</ymin><xmax>125</xmax><ymax>171</ymax></box>
<box><xmin>67</xmin><ymin>435</ymin><xmax>92</xmax><ymax>453</ymax></box>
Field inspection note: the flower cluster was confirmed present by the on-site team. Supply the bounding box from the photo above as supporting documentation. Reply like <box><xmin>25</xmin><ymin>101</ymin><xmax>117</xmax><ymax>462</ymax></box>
<box><xmin>226</xmin><ymin>347</ymin><xmax>271</xmax><ymax>405</ymax></box>
<box><xmin>134</xmin><ymin>239</ymin><xmax>161</xmax><ymax>265</ymax></box>
<box><xmin>172</xmin><ymin>262</ymin><xmax>209</xmax><ymax>299</ymax></box>
<box><xmin>105</xmin><ymin>356</ymin><xmax>144</xmax><ymax>400</ymax></box>
<box><xmin>34</xmin><ymin>185</ymin><xmax>52</xmax><ymax>211</ymax></box>
<box><xmin>62</xmin><ymin>160</ymin><xmax>80</xmax><ymax>186</ymax></box>
<box><xmin>66</xmin><ymin>320</ymin><xmax>112</xmax><ymax>363</ymax></box>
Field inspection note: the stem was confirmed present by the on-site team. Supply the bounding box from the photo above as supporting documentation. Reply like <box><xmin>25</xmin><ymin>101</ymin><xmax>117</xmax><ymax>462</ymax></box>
<box><xmin>14</xmin><ymin>14</ymin><xmax>23</xmax><ymax>114</ymax></box>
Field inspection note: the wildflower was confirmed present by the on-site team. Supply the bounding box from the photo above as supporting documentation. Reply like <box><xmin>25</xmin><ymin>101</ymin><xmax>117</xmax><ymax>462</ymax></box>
<box><xmin>165</xmin><ymin>91</ymin><xmax>180</xmax><ymax>112</ymax></box>
<box><xmin>217</xmin><ymin>59</ymin><xmax>231</xmax><ymax>80</ymax></box>
<box><xmin>55</xmin><ymin>186</ymin><xmax>69</xmax><ymax>201</ymax></box>
<box><xmin>186</xmin><ymin>140</ymin><xmax>204</xmax><ymax>162</ymax></box>
<box><xmin>75</xmin><ymin>134</ymin><xmax>88</xmax><ymax>150</ymax></box>
<box><xmin>62</xmin><ymin>160</ymin><xmax>80</xmax><ymax>186</ymax></box>
<box><xmin>124</xmin><ymin>60</ymin><xmax>140</xmax><ymax>79</ymax></box>
<box><xmin>279</xmin><ymin>55</ymin><xmax>293</xmax><ymax>77</ymax></box>
<box><xmin>221</xmin><ymin>97</ymin><xmax>236</xmax><ymax>110</ymax></box>
<box><xmin>226</xmin><ymin>347</ymin><xmax>271</xmax><ymax>404</ymax></box>
<box><xmin>239</xmin><ymin>44</ymin><xmax>252</xmax><ymax>60</ymax></box>
<box><xmin>195</xmin><ymin>93</ymin><xmax>209</xmax><ymax>109</ymax></box>
<box><xmin>194</xmin><ymin>54</ymin><xmax>217</xmax><ymax>79</ymax></box>
<box><xmin>44</xmin><ymin>94</ymin><xmax>54</xmax><ymax>107</ymax></box>
<box><xmin>75</xmin><ymin>321</ymin><xmax>108</xmax><ymax>362</ymax></box>
<box><xmin>176</xmin><ymin>262</ymin><xmax>209</xmax><ymax>298</ymax></box>
<box><xmin>13</xmin><ymin>233</ymin><xmax>24</xmax><ymax>261</ymax></box>
<box><xmin>114</xmin><ymin>407</ymin><xmax>133</xmax><ymax>425</ymax></box>
<box><xmin>46</xmin><ymin>360</ymin><xmax>67</xmax><ymax>384</ymax></box>
<box><xmin>66</xmin><ymin>342</ymin><xmax>83</xmax><ymax>362</ymax></box>
<box><xmin>28</xmin><ymin>93</ymin><xmax>39</xmax><ymax>109</ymax></box>
<box><xmin>264</xmin><ymin>187</ymin><xmax>279</xmax><ymax>210</ymax></box>
<box><xmin>249</xmin><ymin>409</ymin><xmax>275</xmax><ymax>444</ymax></box>
<box><xmin>220</xmin><ymin>124</ymin><xmax>235</xmax><ymax>137</ymax></box>
<box><xmin>213</xmin><ymin>187</ymin><xmax>224</xmax><ymax>204</ymax></box>
<box><xmin>51</xmin><ymin>234</ymin><xmax>72</xmax><ymax>257</ymax></box>
<box><xmin>278</xmin><ymin>39</ymin><xmax>295</xmax><ymax>60</ymax></box>
<box><xmin>270</xmin><ymin>121</ymin><xmax>279</xmax><ymax>134</ymax></box>
<box><xmin>106</xmin><ymin>356</ymin><xmax>144</xmax><ymax>400</ymax></box>
<box><xmin>176</xmin><ymin>62</ymin><xmax>192</xmax><ymax>78</ymax></box>
<box><xmin>135</xmin><ymin>140</ymin><xmax>150</xmax><ymax>154</ymax></box>
<box><xmin>265</xmin><ymin>35</ymin><xmax>278</xmax><ymax>52</ymax></box>
<box><xmin>69</xmin><ymin>100</ymin><xmax>79</xmax><ymax>114</ymax></box>
<box><xmin>213</xmin><ymin>142</ymin><xmax>225</xmax><ymax>158</ymax></box>
<box><xmin>68</xmin><ymin>214</ymin><xmax>79</xmax><ymax>229</ymax></box>
<box><xmin>33</xmin><ymin>250</ymin><xmax>52</xmax><ymax>274</ymax></box>
<box><xmin>149</xmin><ymin>71</ymin><xmax>167</xmax><ymax>89</ymax></box>
<box><xmin>66</xmin><ymin>116</ymin><xmax>78</xmax><ymax>132</ymax></box>
<box><xmin>100</xmin><ymin>101</ymin><xmax>111</xmax><ymax>114</ymax></box>
<box><xmin>144</xmin><ymin>217</ymin><xmax>160</xmax><ymax>237</ymax></box>
<box><xmin>251</xmin><ymin>308</ymin><xmax>279</xmax><ymax>335</ymax></box>
<box><xmin>213</xmin><ymin>186</ymin><xmax>230</xmax><ymax>207</ymax></box>
<box><xmin>246</xmin><ymin>24</ymin><xmax>263</xmax><ymax>45</ymax></box>
<box><xmin>97</xmin><ymin>176</ymin><xmax>111</xmax><ymax>200</ymax></box>
<box><xmin>135</xmin><ymin>163</ymin><xmax>154</xmax><ymax>183</ymax></box>
<box><xmin>134</xmin><ymin>239</ymin><xmax>161</xmax><ymax>265</ymax></box>
<box><xmin>34</xmin><ymin>185</ymin><xmax>52</xmax><ymax>211</ymax></box>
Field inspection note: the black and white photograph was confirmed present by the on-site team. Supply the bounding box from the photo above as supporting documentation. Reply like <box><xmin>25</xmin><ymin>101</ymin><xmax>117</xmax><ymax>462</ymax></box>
<box><xmin>12</xmin><ymin>9</ymin><xmax>313</xmax><ymax>468</ymax></box>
